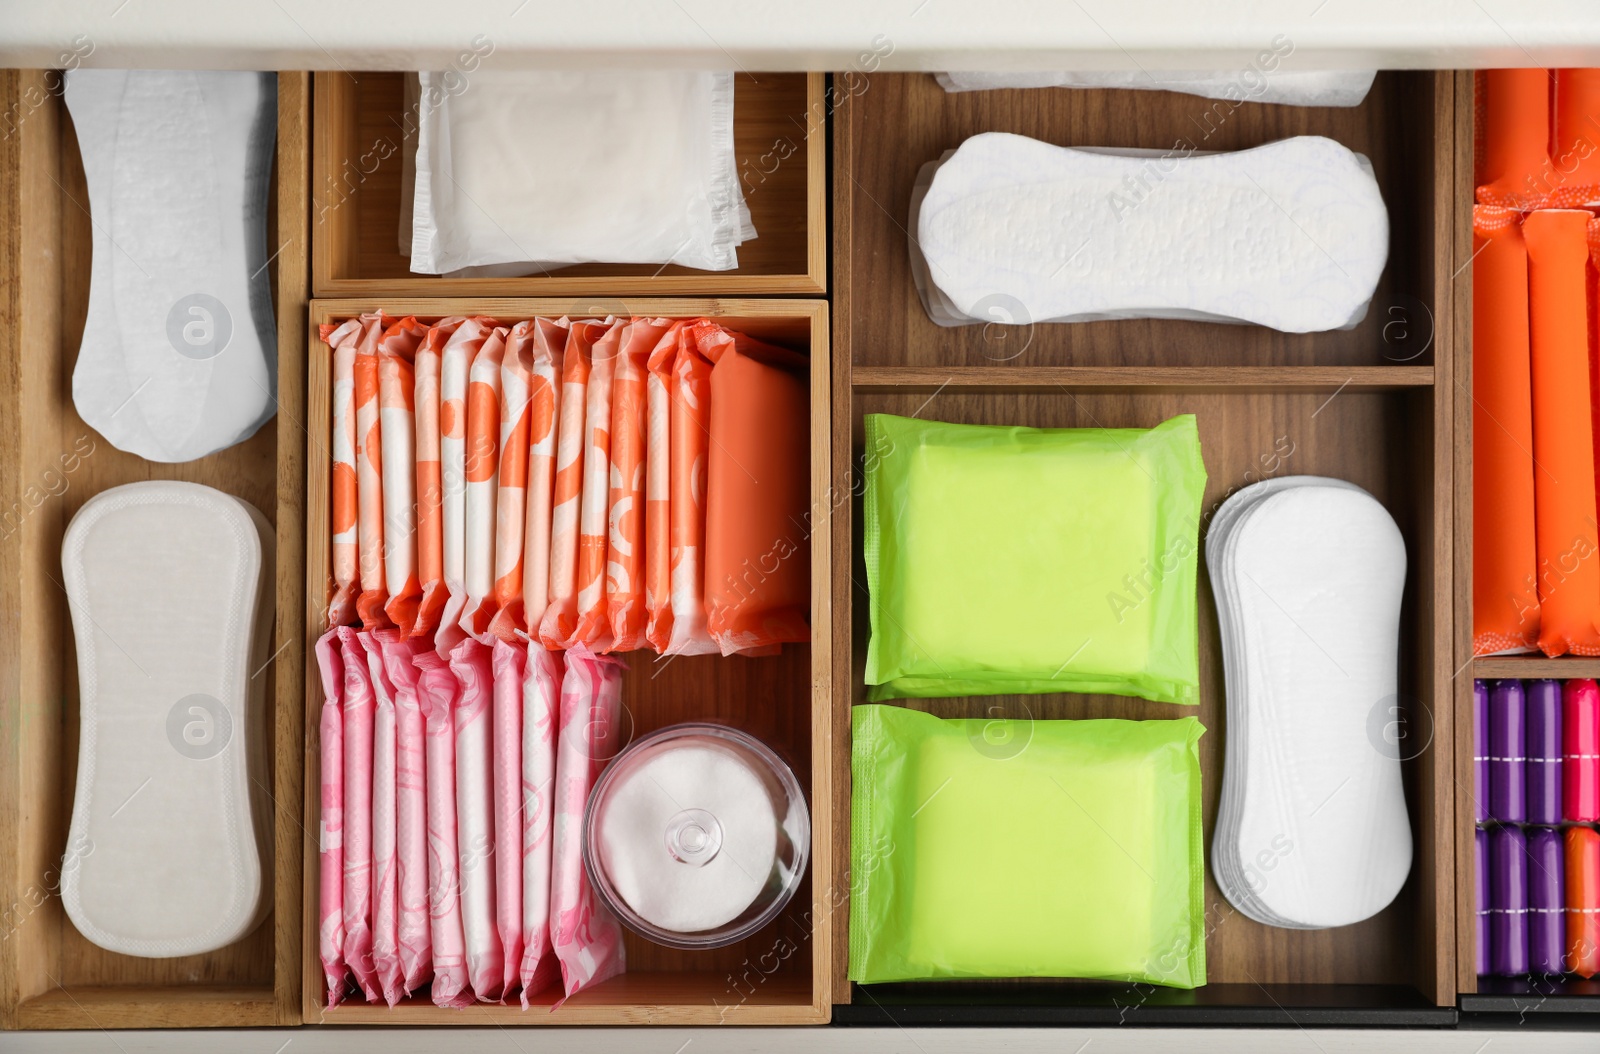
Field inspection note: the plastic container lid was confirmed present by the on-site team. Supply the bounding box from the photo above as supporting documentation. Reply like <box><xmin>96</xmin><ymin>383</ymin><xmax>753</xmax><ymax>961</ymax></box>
<box><xmin>583</xmin><ymin>723</ymin><xmax>810</xmax><ymax>949</ymax></box>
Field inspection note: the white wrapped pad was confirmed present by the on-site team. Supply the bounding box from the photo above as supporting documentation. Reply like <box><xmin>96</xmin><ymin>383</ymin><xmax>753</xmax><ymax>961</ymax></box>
<box><xmin>409</xmin><ymin>71</ymin><xmax>754</xmax><ymax>275</ymax></box>
<box><xmin>934</xmin><ymin>70</ymin><xmax>1377</xmax><ymax>108</ymax></box>
<box><xmin>911</xmin><ymin>132</ymin><xmax>1388</xmax><ymax>333</ymax></box>
<box><xmin>1207</xmin><ymin>476</ymin><xmax>1412</xmax><ymax>929</ymax></box>
<box><xmin>64</xmin><ymin>70</ymin><xmax>278</xmax><ymax>464</ymax></box>
<box><xmin>60</xmin><ymin>481</ymin><xmax>274</xmax><ymax>957</ymax></box>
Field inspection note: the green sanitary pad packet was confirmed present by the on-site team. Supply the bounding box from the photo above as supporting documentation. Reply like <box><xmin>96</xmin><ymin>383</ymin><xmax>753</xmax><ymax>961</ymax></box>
<box><xmin>862</xmin><ymin>412</ymin><xmax>1206</xmax><ymax>704</ymax></box>
<box><xmin>849</xmin><ymin>704</ymin><xmax>1206</xmax><ymax>987</ymax></box>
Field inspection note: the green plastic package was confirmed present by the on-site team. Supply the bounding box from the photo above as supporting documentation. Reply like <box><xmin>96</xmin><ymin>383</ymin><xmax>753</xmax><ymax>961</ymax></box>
<box><xmin>863</xmin><ymin>413</ymin><xmax>1206</xmax><ymax>704</ymax></box>
<box><xmin>849</xmin><ymin>705</ymin><xmax>1206</xmax><ymax>987</ymax></box>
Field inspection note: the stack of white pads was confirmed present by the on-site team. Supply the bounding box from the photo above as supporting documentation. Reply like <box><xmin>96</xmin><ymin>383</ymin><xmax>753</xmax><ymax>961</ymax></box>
<box><xmin>400</xmin><ymin>71</ymin><xmax>756</xmax><ymax>275</ymax></box>
<box><xmin>1207</xmin><ymin>476</ymin><xmax>1413</xmax><ymax>928</ymax></box>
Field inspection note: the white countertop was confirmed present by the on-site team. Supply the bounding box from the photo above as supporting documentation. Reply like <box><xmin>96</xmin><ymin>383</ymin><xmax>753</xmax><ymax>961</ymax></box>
<box><xmin>2</xmin><ymin>0</ymin><xmax>1600</xmax><ymax>71</ymax></box>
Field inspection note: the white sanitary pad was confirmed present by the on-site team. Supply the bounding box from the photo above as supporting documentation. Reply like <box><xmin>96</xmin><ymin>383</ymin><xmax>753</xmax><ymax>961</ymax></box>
<box><xmin>60</xmin><ymin>481</ymin><xmax>275</xmax><ymax>957</ymax></box>
<box><xmin>934</xmin><ymin>70</ymin><xmax>1377</xmax><ymax>108</ymax></box>
<box><xmin>910</xmin><ymin>132</ymin><xmax>1388</xmax><ymax>333</ymax></box>
<box><xmin>408</xmin><ymin>70</ymin><xmax>754</xmax><ymax>275</ymax></box>
<box><xmin>64</xmin><ymin>70</ymin><xmax>278</xmax><ymax>464</ymax></box>
<box><xmin>1207</xmin><ymin>476</ymin><xmax>1412</xmax><ymax>929</ymax></box>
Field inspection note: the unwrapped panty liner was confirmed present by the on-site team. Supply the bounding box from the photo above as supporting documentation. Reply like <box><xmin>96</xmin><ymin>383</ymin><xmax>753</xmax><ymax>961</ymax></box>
<box><xmin>911</xmin><ymin>133</ymin><xmax>1388</xmax><ymax>333</ymax></box>
<box><xmin>64</xmin><ymin>71</ymin><xmax>278</xmax><ymax>463</ymax></box>
<box><xmin>1208</xmin><ymin>476</ymin><xmax>1411</xmax><ymax>929</ymax></box>
<box><xmin>61</xmin><ymin>481</ymin><xmax>274</xmax><ymax>958</ymax></box>
<box><xmin>934</xmin><ymin>69</ymin><xmax>1377</xmax><ymax>107</ymax></box>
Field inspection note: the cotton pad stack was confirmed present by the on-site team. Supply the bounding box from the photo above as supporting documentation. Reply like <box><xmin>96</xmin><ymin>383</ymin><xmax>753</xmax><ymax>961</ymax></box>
<box><xmin>909</xmin><ymin>132</ymin><xmax>1388</xmax><ymax>333</ymax></box>
<box><xmin>403</xmin><ymin>71</ymin><xmax>755</xmax><ymax>275</ymax></box>
<box><xmin>1208</xmin><ymin>476</ymin><xmax>1412</xmax><ymax>928</ymax></box>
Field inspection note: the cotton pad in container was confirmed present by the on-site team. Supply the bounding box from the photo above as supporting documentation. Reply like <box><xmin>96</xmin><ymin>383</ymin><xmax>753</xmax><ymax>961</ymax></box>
<box><xmin>1207</xmin><ymin>476</ymin><xmax>1412</xmax><ymax>929</ymax></box>
<box><xmin>60</xmin><ymin>480</ymin><xmax>274</xmax><ymax>957</ymax></box>
<box><xmin>909</xmin><ymin>132</ymin><xmax>1388</xmax><ymax>333</ymax></box>
<box><xmin>584</xmin><ymin>724</ymin><xmax>809</xmax><ymax>949</ymax></box>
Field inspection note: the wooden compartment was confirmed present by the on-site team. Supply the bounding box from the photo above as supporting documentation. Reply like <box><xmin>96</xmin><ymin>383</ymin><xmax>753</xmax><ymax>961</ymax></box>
<box><xmin>838</xmin><ymin>70</ymin><xmax>1443</xmax><ymax>372</ymax></box>
<box><xmin>313</xmin><ymin>73</ymin><xmax>827</xmax><ymax>298</ymax></box>
<box><xmin>830</xmin><ymin>71</ymin><xmax>1459</xmax><ymax>1024</ymax></box>
<box><xmin>1452</xmin><ymin>71</ymin><xmax>1600</xmax><ymax>1015</ymax></box>
<box><xmin>301</xmin><ymin>297</ymin><xmax>832</xmax><ymax>1024</ymax></box>
<box><xmin>0</xmin><ymin>71</ymin><xmax>310</xmax><ymax>1029</ymax></box>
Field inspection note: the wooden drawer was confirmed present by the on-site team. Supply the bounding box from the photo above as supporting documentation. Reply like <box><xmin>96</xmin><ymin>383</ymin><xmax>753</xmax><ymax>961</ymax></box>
<box><xmin>312</xmin><ymin>72</ymin><xmax>827</xmax><ymax>298</ymax></box>
<box><xmin>830</xmin><ymin>70</ymin><xmax>1461</xmax><ymax>1025</ymax></box>
<box><xmin>300</xmin><ymin>298</ymin><xmax>833</xmax><ymax>1025</ymax></box>
<box><xmin>0</xmin><ymin>70</ymin><xmax>311</xmax><ymax>1030</ymax></box>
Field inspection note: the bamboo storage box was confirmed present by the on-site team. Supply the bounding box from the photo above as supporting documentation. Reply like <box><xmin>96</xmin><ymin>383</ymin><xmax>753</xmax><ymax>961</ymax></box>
<box><xmin>0</xmin><ymin>70</ymin><xmax>311</xmax><ymax>1030</ymax></box>
<box><xmin>302</xmin><ymin>298</ymin><xmax>833</xmax><ymax>1025</ymax></box>
<box><xmin>829</xmin><ymin>70</ymin><xmax>1459</xmax><ymax>1024</ymax></box>
<box><xmin>312</xmin><ymin>72</ymin><xmax>827</xmax><ymax>298</ymax></box>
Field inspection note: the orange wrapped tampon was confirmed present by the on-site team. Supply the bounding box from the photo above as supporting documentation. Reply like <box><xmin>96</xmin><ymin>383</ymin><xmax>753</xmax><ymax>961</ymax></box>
<box><xmin>378</xmin><ymin>316</ymin><xmax>429</xmax><ymax>633</ymax></box>
<box><xmin>459</xmin><ymin>326</ymin><xmax>507</xmax><ymax>641</ymax></box>
<box><xmin>1525</xmin><ymin>209</ymin><xmax>1600</xmax><ymax>656</ymax></box>
<box><xmin>570</xmin><ymin>319</ymin><xmax>624</xmax><ymax>649</ymax></box>
<box><xmin>1553</xmin><ymin>69</ymin><xmax>1600</xmax><ymax>206</ymax></box>
<box><xmin>520</xmin><ymin>317</ymin><xmax>566</xmax><ymax>636</ymax></box>
<box><xmin>411</xmin><ymin>317</ymin><xmax>465</xmax><ymax>639</ymax></box>
<box><xmin>643</xmin><ymin>323</ymin><xmax>685</xmax><ymax>653</ymax></box>
<box><xmin>322</xmin><ymin>318</ymin><xmax>363</xmax><ymax>628</ymax></box>
<box><xmin>606</xmin><ymin>317</ymin><xmax>671</xmax><ymax>652</ymax></box>
<box><xmin>1472</xmin><ymin>206</ymin><xmax>1540</xmax><ymax>654</ymax></box>
<box><xmin>486</xmin><ymin>322</ymin><xmax>535</xmax><ymax>643</ymax></box>
<box><xmin>1567</xmin><ymin>825</ymin><xmax>1600</xmax><ymax>978</ymax></box>
<box><xmin>662</xmin><ymin>326</ymin><xmax>718</xmax><ymax>656</ymax></box>
<box><xmin>538</xmin><ymin>319</ymin><xmax>600</xmax><ymax>649</ymax></box>
<box><xmin>1478</xmin><ymin>69</ymin><xmax>1554</xmax><ymax>209</ymax></box>
<box><xmin>353</xmin><ymin>312</ymin><xmax>392</xmax><ymax>629</ymax></box>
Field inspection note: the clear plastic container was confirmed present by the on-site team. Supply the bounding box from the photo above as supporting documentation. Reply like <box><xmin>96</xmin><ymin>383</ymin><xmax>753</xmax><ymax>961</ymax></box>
<box><xmin>582</xmin><ymin>722</ymin><xmax>810</xmax><ymax>949</ymax></box>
